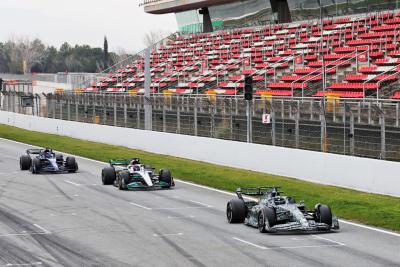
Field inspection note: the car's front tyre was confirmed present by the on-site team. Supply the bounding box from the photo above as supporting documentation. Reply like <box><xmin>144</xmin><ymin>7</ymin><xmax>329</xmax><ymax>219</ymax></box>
<box><xmin>102</xmin><ymin>167</ymin><xmax>116</xmax><ymax>185</ymax></box>
<box><xmin>226</xmin><ymin>199</ymin><xmax>246</xmax><ymax>223</ymax></box>
<box><xmin>20</xmin><ymin>155</ymin><xmax>31</xmax><ymax>170</ymax></box>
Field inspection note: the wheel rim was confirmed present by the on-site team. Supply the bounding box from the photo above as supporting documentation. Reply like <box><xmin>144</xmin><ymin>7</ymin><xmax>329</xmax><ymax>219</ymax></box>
<box><xmin>227</xmin><ymin>204</ymin><xmax>233</xmax><ymax>222</ymax></box>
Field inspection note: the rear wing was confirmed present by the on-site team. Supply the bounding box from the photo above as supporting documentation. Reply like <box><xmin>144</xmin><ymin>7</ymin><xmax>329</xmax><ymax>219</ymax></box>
<box><xmin>109</xmin><ymin>159</ymin><xmax>130</xmax><ymax>167</ymax></box>
<box><xmin>26</xmin><ymin>149</ymin><xmax>42</xmax><ymax>155</ymax></box>
<box><xmin>236</xmin><ymin>186</ymin><xmax>281</xmax><ymax>199</ymax></box>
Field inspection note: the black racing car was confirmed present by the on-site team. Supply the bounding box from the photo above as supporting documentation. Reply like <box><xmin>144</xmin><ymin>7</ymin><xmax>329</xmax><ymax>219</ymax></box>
<box><xmin>19</xmin><ymin>148</ymin><xmax>78</xmax><ymax>174</ymax></box>
<box><xmin>227</xmin><ymin>186</ymin><xmax>339</xmax><ymax>233</ymax></box>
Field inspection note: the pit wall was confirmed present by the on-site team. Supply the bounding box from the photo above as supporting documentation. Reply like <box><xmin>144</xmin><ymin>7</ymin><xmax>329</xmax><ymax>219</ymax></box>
<box><xmin>1</xmin><ymin>110</ymin><xmax>399</xmax><ymax>197</ymax></box>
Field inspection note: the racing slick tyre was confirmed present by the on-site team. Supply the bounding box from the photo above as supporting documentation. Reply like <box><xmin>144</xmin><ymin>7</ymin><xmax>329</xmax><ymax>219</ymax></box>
<box><xmin>102</xmin><ymin>167</ymin><xmax>116</xmax><ymax>185</ymax></box>
<box><xmin>20</xmin><ymin>155</ymin><xmax>31</xmax><ymax>170</ymax></box>
<box><xmin>119</xmin><ymin>171</ymin><xmax>130</xmax><ymax>190</ymax></box>
<box><xmin>226</xmin><ymin>199</ymin><xmax>246</xmax><ymax>223</ymax></box>
<box><xmin>259</xmin><ymin>207</ymin><xmax>276</xmax><ymax>233</ymax></box>
<box><xmin>315</xmin><ymin>204</ymin><xmax>332</xmax><ymax>226</ymax></box>
<box><xmin>31</xmin><ymin>158</ymin><xmax>41</xmax><ymax>174</ymax></box>
<box><xmin>159</xmin><ymin>169</ymin><xmax>172</xmax><ymax>188</ymax></box>
<box><xmin>66</xmin><ymin>157</ymin><xmax>78</xmax><ymax>173</ymax></box>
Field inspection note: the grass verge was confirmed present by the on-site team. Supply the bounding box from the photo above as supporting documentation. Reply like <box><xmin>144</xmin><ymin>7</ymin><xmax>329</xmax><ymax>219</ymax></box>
<box><xmin>0</xmin><ymin>124</ymin><xmax>399</xmax><ymax>231</ymax></box>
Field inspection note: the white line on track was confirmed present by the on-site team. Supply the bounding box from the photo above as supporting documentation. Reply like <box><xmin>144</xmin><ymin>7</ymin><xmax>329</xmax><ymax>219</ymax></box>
<box><xmin>64</xmin><ymin>180</ymin><xmax>80</xmax><ymax>186</ymax></box>
<box><xmin>232</xmin><ymin>237</ymin><xmax>267</xmax><ymax>250</ymax></box>
<box><xmin>151</xmin><ymin>206</ymin><xmax>212</xmax><ymax>210</ymax></box>
<box><xmin>167</xmin><ymin>215</ymin><xmax>195</xmax><ymax>219</ymax></box>
<box><xmin>312</xmin><ymin>234</ymin><xmax>346</xmax><ymax>246</ymax></box>
<box><xmin>232</xmin><ymin>237</ymin><xmax>345</xmax><ymax>250</ymax></box>
<box><xmin>188</xmin><ymin>200</ymin><xmax>213</xmax><ymax>207</ymax></box>
<box><xmin>1</xmin><ymin>137</ymin><xmax>399</xmax><ymax>238</ymax></box>
<box><xmin>129</xmin><ymin>202</ymin><xmax>152</xmax><ymax>210</ymax></box>
<box><xmin>153</xmin><ymin>233</ymin><xmax>183</xmax><ymax>237</ymax></box>
<box><xmin>33</xmin><ymin>224</ymin><xmax>51</xmax><ymax>234</ymax></box>
<box><xmin>4</xmin><ymin>262</ymin><xmax>42</xmax><ymax>266</ymax></box>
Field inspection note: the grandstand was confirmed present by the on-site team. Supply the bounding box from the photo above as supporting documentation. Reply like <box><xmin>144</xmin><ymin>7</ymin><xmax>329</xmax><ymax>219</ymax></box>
<box><xmin>82</xmin><ymin>10</ymin><xmax>400</xmax><ymax>100</ymax></box>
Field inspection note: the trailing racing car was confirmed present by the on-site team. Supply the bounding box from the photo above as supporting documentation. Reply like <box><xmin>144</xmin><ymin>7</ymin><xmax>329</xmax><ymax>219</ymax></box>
<box><xmin>19</xmin><ymin>148</ymin><xmax>78</xmax><ymax>174</ymax></box>
<box><xmin>226</xmin><ymin>186</ymin><xmax>339</xmax><ymax>233</ymax></box>
<box><xmin>101</xmin><ymin>158</ymin><xmax>174</xmax><ymax>190</ymax></box>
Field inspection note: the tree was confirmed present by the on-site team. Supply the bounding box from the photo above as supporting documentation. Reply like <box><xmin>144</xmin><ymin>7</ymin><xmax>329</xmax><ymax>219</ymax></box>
<box><xmin>143</xmin><ymin>30</ymin><xmax>170</xmax><ymax>47</ymax></box>
<box><xmin>103</xmin><ymin>36</ymin><xmax>109</xmax><ymax>69</ymax></box>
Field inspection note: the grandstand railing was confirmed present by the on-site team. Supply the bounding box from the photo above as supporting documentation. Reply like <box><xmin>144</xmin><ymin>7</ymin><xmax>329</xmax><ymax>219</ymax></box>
<box><xmin>78</xmin><ymin>32</ymin><xmax>178</xmax><ymax>89</ymax></box>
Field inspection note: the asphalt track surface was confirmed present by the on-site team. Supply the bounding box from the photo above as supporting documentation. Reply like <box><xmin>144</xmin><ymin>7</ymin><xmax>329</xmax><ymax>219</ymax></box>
<box><xmin>0</xmin><ymin>138</ymin><xmax>399</xmax><ymax>267</ymax></box>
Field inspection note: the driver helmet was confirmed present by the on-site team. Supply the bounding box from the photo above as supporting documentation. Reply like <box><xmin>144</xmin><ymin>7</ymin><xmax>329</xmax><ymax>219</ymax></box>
<box><xmin>130</xmin><ymin>158</ymin><xmax>140</xmax><ymax>165</ymax></box>
<box><xmin>44</xmin><ymin>148</ymin><xmax>52</xmax><ymax>157</ymax></box>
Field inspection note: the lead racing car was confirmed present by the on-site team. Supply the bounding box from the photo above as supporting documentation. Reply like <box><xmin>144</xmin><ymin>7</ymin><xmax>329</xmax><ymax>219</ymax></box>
<box><xmin>19</xmin><ymin>148</ymin><xmax>78</xmax><ymax>174</ymax></box>
<box><xmin>226</xmin><ymin>186</ymin><xmax>339</xmax><ymax>233</ymax></box>
<box><xmin>101</xmin><ymin>158</ymin><xmax>174</xmax><ymax>190</ymax></box>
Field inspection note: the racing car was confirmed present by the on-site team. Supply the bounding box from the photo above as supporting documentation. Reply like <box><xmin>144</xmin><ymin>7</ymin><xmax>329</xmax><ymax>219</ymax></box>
<box><xmin>226</xmin><ymin>186</ymin><xmax>339</xmax><ymax>233</ymax></box>
<box><xmin>101</xmin><ymin>158</ymin><xmax>174</xmax><ymax>190</ymax></box>
<box><xmin>19</xmin><ymin>148</ymin><xmax>78</xmax><ymax>174</ymax></box>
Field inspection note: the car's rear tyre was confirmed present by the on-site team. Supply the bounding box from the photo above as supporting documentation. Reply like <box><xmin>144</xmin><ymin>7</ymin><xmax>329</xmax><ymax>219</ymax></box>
<box><xmin>259</xmin><ymin>207</ymin><xmax>276</xmax><ymax>233</ymax></box>
<box><xmin>66</xmin><ymin>157</ymin><xmax>78</xmax><ymax>173</ymax></box>
<box><xmin>102</xmin><ymin>167</ymin><xmax>116</xmax><ymax>185</ymax></box>
<box><xmin>226</xmin><ymin>199</ymin><xmax>246</xmax><ymax>223</ymax></box>
<box><xmin>119</xmin><ymin>171</ymin><xmax>130</xmax><ymax>190</ymax></box>
<box><xmin>315</xmin><ymin>204</ymin><xmax>332</xmax><ymax>226</ymax></box>
<box><xmin>20</xmin><ymin>155</ymin><xmax>31</xmax><ymax>170</ymax></box>
<box><xmin>31</xmin><ymin>158</ymin><xmax>41</xmax><ymax>174</ymax></box>
<box><xmin>159</xmin><ymin>169</ymin><xmax>172</xmax><ymax>188</ymax></box>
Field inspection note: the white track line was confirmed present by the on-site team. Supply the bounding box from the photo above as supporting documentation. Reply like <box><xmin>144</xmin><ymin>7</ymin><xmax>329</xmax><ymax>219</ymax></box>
<box><xmin>129</xmin><ymin>202</ymin><xmax>152</xmax><ymax>210</ymax></box>
<box><xmin>188</xmin><ymin>200</ymin><xmax>213</xmax><ymax>207</ymax></box>
<box><xmin>1</xmin><ymin>137</ymin><xmax>399</xmax><ymax>238</ymax></box>
<box><xmin>5</xmin><ymin>262</ymin><xmax>42</xmax><ymax>266</ymax></box>
<box><xmin>64</xmin><ymin>180</ymin><xmax>80</xmax><ymax>186</ymax></box>
<box><xmin>312</xmin><ymin>234</ymin><xmax>346</xmax><ymax>246</ymax></box>
<box><xmin>153</xmin><ymin>233</ymin><xmax>183</xmax><ymax>237</ymax></box>
<box><xmin>33</xmin><ymin>224</ymin><xmax>51</xmax><ymax>234</ymax></box>
<box><xmin>232</xmin><ymin>237</ymin><xmax>267</xmax><ymax>250</ymax></box>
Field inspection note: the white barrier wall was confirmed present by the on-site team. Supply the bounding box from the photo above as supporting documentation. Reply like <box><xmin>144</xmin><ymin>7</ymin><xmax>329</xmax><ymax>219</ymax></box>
<box><xmin>1</xmin><ymin>111</ymin><xmax>399</xmax><ymax>197</ymax></box>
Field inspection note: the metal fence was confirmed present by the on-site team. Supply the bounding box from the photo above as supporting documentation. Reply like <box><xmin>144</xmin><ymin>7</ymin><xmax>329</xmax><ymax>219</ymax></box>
<box><xmin>2</xmin><ymin>91</ymin><xmax>398</xmax><ymax>161</ymax></box>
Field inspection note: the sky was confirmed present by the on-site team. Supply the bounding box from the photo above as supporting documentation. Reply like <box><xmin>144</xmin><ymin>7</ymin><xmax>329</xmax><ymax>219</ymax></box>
<box><xmin>0</xmin><ymin>0</ymin><xmax>178</xmax><ymax>53</ymax></box>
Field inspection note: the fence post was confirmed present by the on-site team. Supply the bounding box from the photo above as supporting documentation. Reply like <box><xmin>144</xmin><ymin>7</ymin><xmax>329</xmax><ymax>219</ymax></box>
<box><xmin>396</xmin><ymin>102</ymin><xmax>399</xmax><ymax>127</ymax></box>
<box><xmin>103</xmin><ymin>103</ymin><xmax>107</xmax><ymax>125</ymax></box>
<box><xmin>144</xmin><ymin>47</ymin><xmax>153</xmax><ymax>131</ymax></box>
<box><xmin>295</xmin><ymin>101</ymin><xmax>300</xmax><ymax>148</ymax></box>
<box><xmin>194</xmin><ymin>98</ymin><xmax>198</xmax><ymax>136</ymax></box>
<box><xmin>381</xmin><ymin>114</ymin><xmax>386</xmax><ymax>159</ymax></box>
<box><xmin>84</xmin><ymin>95</ymin><xmax>87</xmax><ymax>121</ymax></box>
<box><xmin>350</xmin><ymin>109</ymin><xmax>355</xmax><ymax>155</ymax></box>
<box><xmin>177</xmin><ymin>101</ymin><xmax>181</xmax><ymax>134</ymax></box>
<box><xmin>310</xmin><ymin>99</ymin><xmax>314</xmax><ymax>120</ymax></box>
<box><xmin>124</xmin><ymin>102</ymin><xmax>127</xmax><ymax>127</ymax></box>
<box><xmin>92</xmin><ymin>96</ymin><xmax>96</xmax><ymax>123</ymax></box>
<box><xmin>137</xmin><ymin>101</ymin><xmax>140</xmax><ymax>129</ymax></box>
<box><xmin>163</xmin><ymin>104</ymin><xmax>167</xmax><ymax>132</ymax></box>
<box><xmin>320</xmin><ymin>107</ymin><xmax>326</xmax><ymax>152</ymax></box>
<box><xmin>60</xmin><ymin>99</ymin><xmax>63</xmax><ymax>120</ymax></box>
<box><xmin>113</xmin><ymin>102</ymin><xmax>117</xmax><ymax>126</ymax></box>
<box><xmin>271</xmin><ymin>109</ymin><xmax>276</xmax><ymax>146</ymax></box>
<box><xmin>246</xmin><ymin>100</ymin><xmax>253</xmax><ymax>143</ymax></box>
<box><xmin>52</xmin><ymin>97</ymin><xmax>56</xmax><ymax>119</ymax></box>
<box><xmin>67</xmin><ymin>99</ymin><xmax>70</xmax><ymax>121</ymax></box>
<box><xmin>75</xmin><ymin>97</ymin><xmax>79</xmax><ymax>121</ymax></box>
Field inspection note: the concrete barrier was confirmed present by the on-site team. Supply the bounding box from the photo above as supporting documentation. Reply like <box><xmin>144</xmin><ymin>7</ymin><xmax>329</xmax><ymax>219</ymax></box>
<box><xmin>1</xmin><ymin>110</ymin><xmax>399</xmax><ymax>197</ymax></box>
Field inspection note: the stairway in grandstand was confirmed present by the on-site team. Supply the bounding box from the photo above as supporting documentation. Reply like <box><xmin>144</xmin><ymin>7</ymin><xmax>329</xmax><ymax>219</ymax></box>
<box><xmin>83</xmin><ymin>11</ymin><xmax>400</xmax><ymax>99</ymax></box>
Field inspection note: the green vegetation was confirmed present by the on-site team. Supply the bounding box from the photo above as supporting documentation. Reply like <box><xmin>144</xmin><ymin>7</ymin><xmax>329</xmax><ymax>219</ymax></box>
<box><xmin>0</xmin><ymin>124</ymin><xmax>399</xmax><ymax>231</ymax></box>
